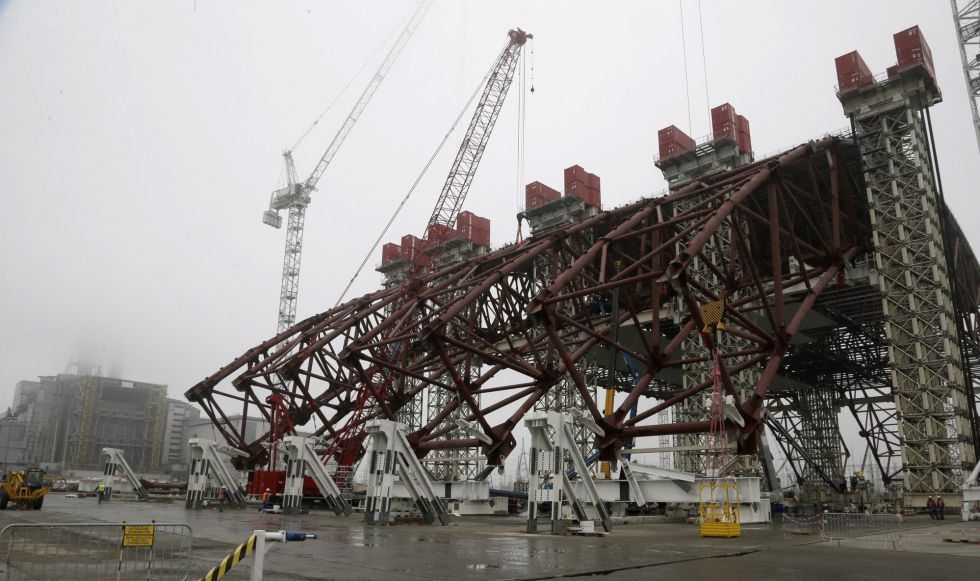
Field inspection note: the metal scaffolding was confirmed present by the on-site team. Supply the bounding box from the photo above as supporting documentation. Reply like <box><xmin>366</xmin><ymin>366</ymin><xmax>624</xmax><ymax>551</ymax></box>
<box><xmin>840</xmin><ymin>68</ymin><xmax>977</xmax><ymax>498</ymax></box>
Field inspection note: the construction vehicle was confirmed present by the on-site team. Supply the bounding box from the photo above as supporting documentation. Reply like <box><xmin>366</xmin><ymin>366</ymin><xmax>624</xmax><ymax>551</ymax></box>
<box><xmin>0</xmin><ymin>468</ymin><xmax>50</xmax><ymax>510</ymax></box>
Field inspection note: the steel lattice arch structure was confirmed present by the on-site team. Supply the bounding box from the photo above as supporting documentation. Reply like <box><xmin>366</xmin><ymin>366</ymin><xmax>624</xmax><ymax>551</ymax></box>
<box><xmin>187</xmin><ymin>27</ymin><xmax>980</xmax><ymax>505</ymax></box>
<box><xmin>186</xmin><ymin>135</ymin><xmax>977</xmax><ymax>491</ymax></box>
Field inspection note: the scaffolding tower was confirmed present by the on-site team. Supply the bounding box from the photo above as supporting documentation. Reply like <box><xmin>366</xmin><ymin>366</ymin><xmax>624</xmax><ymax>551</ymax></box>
<box><xmin>839</xmin><ymin>63</ymin><xmax>977</xmax><ymax>500</ymax></box>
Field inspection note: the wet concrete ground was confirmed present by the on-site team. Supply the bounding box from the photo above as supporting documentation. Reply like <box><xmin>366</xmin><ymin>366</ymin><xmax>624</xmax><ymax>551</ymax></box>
<box><xmin>1</xmin><ymin>494</ymin><xmax>978</xmax><ymax>579</ymax></box>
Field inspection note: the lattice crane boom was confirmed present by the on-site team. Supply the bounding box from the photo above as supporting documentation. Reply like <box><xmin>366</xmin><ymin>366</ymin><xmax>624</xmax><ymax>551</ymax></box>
<box><xmin>425</xmin><ymin>28</ymin><xmax>531</xmax><ymax>234</ymax></box>
<box><xmin>951</xmin><ymin>0</ymin><xmax>980</xmax><ymax>154</ymax></box>
<box><xmin>263</xmin><ymin>0</ymin><xmax>432</xmax><ymax>334</ymax></box>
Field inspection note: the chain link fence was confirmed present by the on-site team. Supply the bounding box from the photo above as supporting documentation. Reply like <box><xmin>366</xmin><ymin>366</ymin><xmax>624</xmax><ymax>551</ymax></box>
<box><xmin>0</xmin><ymin>521</ymin><xmax>193</xmax><ymax>580</ymax></box>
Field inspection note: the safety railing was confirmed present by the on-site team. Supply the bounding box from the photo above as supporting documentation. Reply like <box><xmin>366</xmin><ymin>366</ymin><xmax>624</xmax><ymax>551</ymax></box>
<box><xmin>780</xmin><ymin>512</ymin><xmax>823</xmax><ymax>539</ymax></box>
<box><xmin>0</xmin><ymin>521</ymin><xmax>193</xmax><ymax>580</ymax></box>
<box><xmin>819</xmin><ymin>512</ymin><xmax>903</xmax><ymax>549</ymax></box>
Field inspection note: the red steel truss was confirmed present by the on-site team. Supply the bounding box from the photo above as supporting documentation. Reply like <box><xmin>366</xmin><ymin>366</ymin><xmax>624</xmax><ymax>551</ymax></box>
<box><xmin>186</xmin><ymin>138</ymin><xmax>885</xmax><ymax>470</ymax></box>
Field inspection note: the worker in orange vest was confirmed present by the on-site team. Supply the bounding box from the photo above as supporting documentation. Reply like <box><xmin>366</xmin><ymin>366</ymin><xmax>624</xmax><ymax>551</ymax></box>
<box><xmin>260</xmin><ymin>488</ymin><xmax>272</xmax><ymax>511</ymax></box>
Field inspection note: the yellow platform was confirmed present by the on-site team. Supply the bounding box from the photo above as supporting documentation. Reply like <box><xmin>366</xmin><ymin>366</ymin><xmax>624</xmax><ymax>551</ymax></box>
<box><xmin>698</xmin><ymin>480</ymin><xmax>741</xmax><ymax>538</ymax></box>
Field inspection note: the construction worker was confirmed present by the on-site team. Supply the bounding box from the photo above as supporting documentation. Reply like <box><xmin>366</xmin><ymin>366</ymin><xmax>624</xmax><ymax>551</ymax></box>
<box><xmin>927</xmin><ymin>495</ymin><xmax>937</xmax><ymax>519</ymax></box>
<box><xmin>217</xmin><ymin>485</ymin><xmax>227</xmax><ymax>512</ymax></box>
<box><xmin>96</xmin><ymin>481</ymin><xmax>107</xmax><ymax>505</ymax></box>
<box><xmin>260</xmin><ymin>488</ymin><xmax>272</xmax><ymax>511</ymax></box>
<box><xmin>937</xmin><ymin>495</ymin><xmax>945</xmax><ymax>520</ymax></box>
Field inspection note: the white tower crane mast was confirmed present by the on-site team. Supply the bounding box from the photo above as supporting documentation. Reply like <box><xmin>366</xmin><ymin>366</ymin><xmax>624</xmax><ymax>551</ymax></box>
<box><xmin>263</xmin><ymin>0</ymin><xmax>432</xmax><ymax>334</ymax></box>
<box><xmin>951</xmin><ymin>0</ymin><xmax>980</xmax><ymax>153</ymax></box>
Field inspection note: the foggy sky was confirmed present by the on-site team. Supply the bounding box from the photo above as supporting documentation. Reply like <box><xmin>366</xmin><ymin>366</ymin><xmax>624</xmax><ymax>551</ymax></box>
<box><xmin>1</xmin><ymin>0</ymin><xmax>977</xmax><ymax>412</ymax></box>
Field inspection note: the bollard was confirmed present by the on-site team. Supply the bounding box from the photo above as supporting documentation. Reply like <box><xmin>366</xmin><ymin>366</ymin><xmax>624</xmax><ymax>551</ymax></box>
<box><xmin>251</xmin><ymin>530</ymin><xmax>316</xmax><ymax>581</ymax></box>
<box><xmin>198</xmin><ymin>529</ymin><xmax>316</xmax><ymax>581</ymax></box>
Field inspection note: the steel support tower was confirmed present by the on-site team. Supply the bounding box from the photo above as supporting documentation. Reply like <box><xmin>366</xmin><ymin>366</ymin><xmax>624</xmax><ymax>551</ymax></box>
<box><xmin>839</xmin><ymin>67</ymin><xmax>976</xmax><ymax>501</ymax></box>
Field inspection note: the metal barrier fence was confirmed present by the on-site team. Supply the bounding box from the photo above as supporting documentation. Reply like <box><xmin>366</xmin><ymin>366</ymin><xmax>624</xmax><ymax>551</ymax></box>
<box><xmin>781</xmin><ymin>513</ymin><xmax>823</xmax><ymax>538</ymax></box>
<box><xmin>819</xmin><ymin>512</ymin><xmax>903</xmax><ymax>549</ymax></box>
<box><xmin>1</xmin><ymin>521</ymin><xmax>193</xmax><ymax>580</ymax></box>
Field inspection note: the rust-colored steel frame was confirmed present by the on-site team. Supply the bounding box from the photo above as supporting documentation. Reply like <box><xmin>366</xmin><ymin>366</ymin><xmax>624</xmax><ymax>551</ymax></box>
<box><xmin>186</xmin><ymin>139</ymin><xmax>873</xmax><ymax>470</ymax></box>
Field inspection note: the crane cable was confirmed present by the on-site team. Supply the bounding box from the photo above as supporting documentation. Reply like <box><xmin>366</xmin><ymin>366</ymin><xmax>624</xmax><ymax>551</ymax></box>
<box><xmin>697</xmin><ymin>0</ymin><xmax>712</xmax><ymax>124</ymax></box>
<box><xmin>516</xmin><ymin>39</ymin><xmax>532</xmax><ymax>242</ymax></box>
<box><xmin>289</xmin><ymin>8</ymin><xmax>415</xmax><ymax>154</ymax></box>
<box><xmin>679</xmin><ymin>0</ymin><xmax>694</xmax><ymax>136</ymax></box>
<box><xmin>333</xmin><ymin>57</ymin><xmax>499</xmax><ymax>307</ymax></box>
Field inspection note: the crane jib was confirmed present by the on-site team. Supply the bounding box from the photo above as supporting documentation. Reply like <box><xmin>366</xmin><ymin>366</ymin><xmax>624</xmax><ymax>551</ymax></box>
<box><xmin>266</xmin><ymin>0</ymin><xmax>433</xmax><ymax>336</ymax></box>
<box><xmin>425</xmin><ymin>28</ymin><xmax>532</xmax><ymax>239</ymax></box>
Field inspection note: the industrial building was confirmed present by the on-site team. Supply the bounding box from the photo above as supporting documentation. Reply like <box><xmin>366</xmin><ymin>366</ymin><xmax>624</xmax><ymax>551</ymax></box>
<box><xmin>5</xmin><ymin>374</ymin><xmax>197</xmax><ymax>474</ymax></box>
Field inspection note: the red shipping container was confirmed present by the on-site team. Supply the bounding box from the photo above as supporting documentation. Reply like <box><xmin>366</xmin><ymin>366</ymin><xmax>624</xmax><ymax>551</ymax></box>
<box><xmin>894</xmin><ymin>25</ymin><xmax>935</xmax><ymax>82</ymax></box>
<box><xmin>711</xmin><ymin>103</ymin><xmax>740</xmax><ymax>143</ymax></box>
<box><xmin>566</xmin><ymin>181</ymin><xmax>600</xmax><ymax>207</ymax></box>
<box><xmin>401</xmin><ymin>234</ymin><xmax>430</xmax><ymax>266</ymax></box>
<box><xmin>381</xmin><ymin>242</ymin><xmax>401</xmax><ymax>265</ymax></box>
<box><xmin>525</xmin><ymin>181</ymin><xmax>561</xmax><ymax>209</ymax></box>
<box><xmin>456</xmin><ymin>211</ymin><xmax>491</xmax><ymax>246</ymax></box>
<box><xmin>458</xmin><ymin>210</ymin><xmax>490</xmax><ymax>232</ymax></box>
<box><xmin>564</xmin><ymin>165</ymin><xmax>588</xmax><ymax>187</ymax></box>
<box><xmin>426</xmin><ymin>223</ymin><xmax>458</xmax><ymax>244</ymax></box>
<box><xmin>457</xmin><ymin>224</ymin><xmax>490</xmax><ymax>246</ymax></box>
<box><xmin>401</xmin><ymin>234</ymin><xmax>421</xmax><ymax>255</ymax></box>
<box><xmin>658</xmin><ymin>125</ymin><xmax>695</xmax><ymax>159</ymax></box>
<box><xmin>886</xmin><ymin>64</ymin><xmax>899</xmax><ymax>79</ymax></box>
<box><xmin>582</xmin><ymin>187</ymin><xmax>601</xmax><ymax>208</ymax></box>
<box><xmin>588</xmin><ymin>173</ymin><xmax>600</xmax><ymax>191</ymax></box>
<box><xmin>735</xmin><ymin>114</ymin><xmax>752</xmax><ymax>154</ymax></box>
<box><xmin>711</xmin><ymin>103</ymin><xmax>736</xmax><ymax>127</ymax></box>
<box><xmin>835</xmin><ymin>50</ymin><xmax>874</xmax><ymax>93</ymax></box>
<box><xmin>566</xmin><ymin>179</ymin><xmax>587</xmax><ymax>197</ymax></box>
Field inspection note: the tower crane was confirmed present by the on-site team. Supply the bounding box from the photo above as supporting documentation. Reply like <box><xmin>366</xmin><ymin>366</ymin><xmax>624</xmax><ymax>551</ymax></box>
<box><xmin>950</xmin><ymin>1</ymin><xmax>980</xmax><ymax>154</ymax></box>
<box><xmin>263</xmin><ymin>0</ymin><xmax>432</xmax><ymax>335</ymax></box>
<box><xmin>321</xmin><ymin>27</ymin><xmax>533</xmax><ymax>471</ymax></box>
<box><xmin>422</xmin><ymin>28</ymin><xmax>532</xmax><ymax>244</ymax></box>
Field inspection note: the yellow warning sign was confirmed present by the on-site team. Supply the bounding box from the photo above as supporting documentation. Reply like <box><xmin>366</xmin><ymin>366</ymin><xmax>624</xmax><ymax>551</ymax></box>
<box><xmin>699</xmin><ymin>300</ymin><xmax>725</xmax><ymax>326</ymax></box>
<box><xmin>122</xmin><ymin>525</ymin><xmax>155</xmax><ymax>547</ymax></box>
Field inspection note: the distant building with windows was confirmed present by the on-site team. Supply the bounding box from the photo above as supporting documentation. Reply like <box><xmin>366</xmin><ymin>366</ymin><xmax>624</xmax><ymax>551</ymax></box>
<box><xmin>5</xmin><ymin>374</ymin><xmax>199</xmax><ymax>475</ymax></box>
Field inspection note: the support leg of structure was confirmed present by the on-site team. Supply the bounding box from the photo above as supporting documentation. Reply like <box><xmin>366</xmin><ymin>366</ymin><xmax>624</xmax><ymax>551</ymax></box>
<box><xmin>281</xmin><ymin>435</ymin><xmax>351</xmax><ymax>516</ymax></box>
<box><xmin>364</xmin><ymin>420</ymin><xmax>449</xmax><ymax>526</ymax></box>
<box><xmin>101</xmin><ymin>447</ymin><xmax>149</xmax><ymax>501</ymax></box>
<box><xmin>185</xmin><ymin>438</ymin><xmax>248</xmax><ymax>509</ymax></box>
<box><xmin>524</xmin><ymin>411</ymin><xmax>612</xmax><ymax>534</ymax></box>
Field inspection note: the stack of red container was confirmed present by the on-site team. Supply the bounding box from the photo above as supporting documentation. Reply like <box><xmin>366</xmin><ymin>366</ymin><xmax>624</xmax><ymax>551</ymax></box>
<box><xmin>401</xmin><ymin>234</ymin><xmax>430</xmax><ymax>266</ymax></box>
<box><xmin>735</xmin><ymin>114</ymin><xmax>752</xmax><ymax>154</ymax></box>
<box><xmin>456</xmin><ymin>211</ymin><xmax>491</xmax><ymax>247</ymax></box>
<box><xmin>381</xmin><ymin>242</ymin><xmax>401</xmax><ymax>265</ymax></box>
<box><xmin>525</xmin><ymin>181</ymin><xmax>561</xmax><ymax>209</ymax></box>
<box><xmin>564</xmin><ymin>165</ymin><xmax>601</xmax><ymax>208</ymax></box>
<box><xmin>711</xmin><ymin>103</ymin><xmax>737</xmax><ymax>142</ymax></box>
<box><xmin>834</xmin><ymin>51</ymin><xmax>874</xmax><ymax>93</ymax></box>
<box><xmin>894</xmin><ymin>25</ymin><xmax>936</xmax><ymax>84</ymax></box>
<box><xmin>657</xmin><ymin>125</ymin><xmax>695</xmax><ymax>159</ymax></box>
<box><xmin>711</xmin><ymin>103</ymin><xmax>751</xmax><ymax>154</ymax></box>
<box><xmin>426</xmin><ymin>223</ymin><xmax>458</xmax><ymax>245</ymax></box>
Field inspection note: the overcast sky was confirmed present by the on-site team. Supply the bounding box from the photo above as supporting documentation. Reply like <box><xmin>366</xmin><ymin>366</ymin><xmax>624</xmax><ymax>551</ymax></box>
<box><xmin>1</xmin><ymin>0</ymin><xmax>977</xmax><ymax>415</ymax></box>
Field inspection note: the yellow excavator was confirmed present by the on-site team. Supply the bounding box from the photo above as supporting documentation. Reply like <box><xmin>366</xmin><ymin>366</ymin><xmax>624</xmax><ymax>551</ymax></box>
<box><xmin>0</xmin><ymin>468</ymin><xmax>49</xmax><ymax>510</ymax></box>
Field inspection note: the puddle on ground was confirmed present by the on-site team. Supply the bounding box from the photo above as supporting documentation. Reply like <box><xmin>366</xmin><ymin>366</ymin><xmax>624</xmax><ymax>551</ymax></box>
<box><xmin>465</xmin><ymin>563</ymin><xmax>502</xmax><ymax>570</ymax></box>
